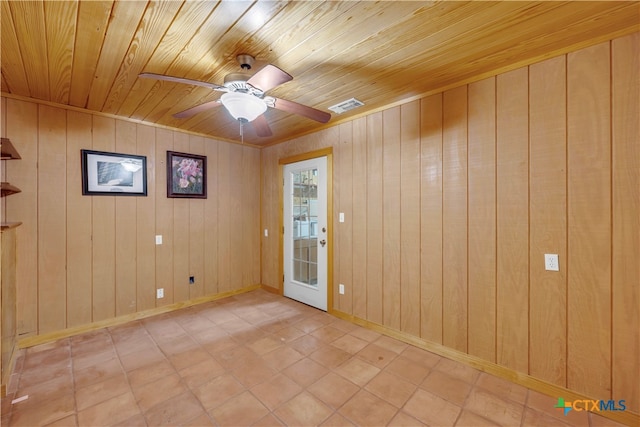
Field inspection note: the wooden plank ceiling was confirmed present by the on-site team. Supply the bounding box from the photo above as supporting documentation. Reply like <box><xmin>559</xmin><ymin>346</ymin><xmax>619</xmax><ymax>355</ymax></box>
<box><xmin>1</xmin><ymin>1</ymin><xmax>638</xmax><ymax>146</ymax></box>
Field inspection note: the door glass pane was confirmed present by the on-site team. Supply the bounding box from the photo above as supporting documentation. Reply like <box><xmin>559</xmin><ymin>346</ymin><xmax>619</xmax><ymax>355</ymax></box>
<box><xmin>291</xmin><ymin>167</ymin><xmax>318</xmax><ymax>286</ymax></box>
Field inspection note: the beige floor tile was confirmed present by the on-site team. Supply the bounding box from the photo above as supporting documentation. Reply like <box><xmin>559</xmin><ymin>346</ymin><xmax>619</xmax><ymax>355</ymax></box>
<box><xmin>309</xmin><ymin>346</ymin><xmax>352</xmax><ymax>369</ymax></box>
<box><xmin>252</xmin><ymin>412</ymin><xmax>286</xmax><ymax>426</ymax></box>
<box><xmin>209</xmin><ymin>391</ymin><xmax>270</xmax><ymax>426</ymax></box>
<box><xmin>144</xmin><ymin>390</ymin><xmax>205</xmax><ymax>426</ymax></box>
<box><xmin>387</xmin><ymin>411</ymin><xmax>426</xmax><ymax>427</ymax></box>
<box><xmin>77</xmin><ymin>391</ymin><xmax>140</xmax><ymax>427</ymax></box>
<box><xmin>338</xmin><ymin>389</ymin><xmax>398</xmax><ymax>426</ymax></box>
<box><xmin>334</xmin><ymin>357</ymin><xmax>381</xmax><ymax>387</ymax></box>
<box><xmin>283</xmin><ymin>357</ymin><xmax>330</xmax><ymax>387</ymax></box>
<box><xmin>476</xmin><ymin>371</ymin><xmax>529</xmax><ymax>405</ymax></box>
<box><xmin>75</xmin><ymin>372</ymin><xmax>130</xmax><ymax>411</ymax></box>
<box><xmin>5</xmin><ymin>290</ymin><xmax>610</xmax><ymax>427</ymax></box>
<box><xmin>384</xmin><ymin>355</ymin><xmax>431</xmax><ymax>385</ymax></box>
<box><xmin>365</xmin><ymin>370</ymin><xmax>417</xmax><ymax>408</ymax></box>
<box><xmin>274</xmin><ymin>391</ymin><xmax>333</xmax><ymax>426</ymax></box>
<box><xmin>251</xmin><ymin>373</ymin><xmax>303</xmax><ymax>411</ymax></box>
<box><xmin>289</xmin><ymin>334</ymin><xmax>325</xmax><ymax>355</ymax></box>
<box><xmin>10</xmin><ymin>394</ymin><xmax>75</xmax><ymax>427</ymax></box>
<box><xmin>373</xmin><ymin>335</ymin><xmax>409</xmax><ymax>354</ymax></box>
<box><xmin>310</xmin><ymin>325</ymin><xmax>347</xmax><ymax>343</ymax></box>
<box><xmin>262</xmin><ymin>345</ymin><xmax>306</xmax><ymax>371</ymax></box>
<box><xmin>404</xmin><ymin>388</ymin><xmax>462</xmax><ymax>426</ymax></box>
<box><xmin>192</xmin><ymin>372</ymin><xmax>245</xmax><ymax>410</ymax></box>
<box><xmin>330</xmin><ymin>334</ymin><xmax>369</xmax><ymax>355</ymax></box>
<box><xmin>434</xmin><ymin>357</ymin><xmax>481</xmax><ymax>384</ymax></box>
<box><xmin>73</xmin><ymin>356</ymin><xmax>123</xmax><ymax>389</ymax></box>
<box><xmin>127</xmin><ymin>359</ymin><xmax>176</xmax><ymax>389</ymax></box>
<box><xmin>420</xmin><ymin>369</ymin><xmax>472</xmax><ymax>406</ymax></box>
<box><xmin>464</xmin><ymin>387</ymin><xmax>524</xmax><ymax>426</ymax></box>
<box><xmin>42</xmin><ymin>414</ymin><xmax>78</xmax><ymax>427</ymax></box>
<box><xmin>356</xmin><ymin>342</ymin><xmax>399</xmax><ymax>369</ymax></box>
<box><xmin>132</xmin><ymin>373</ymin><xmax>187</xmax><ymax>412</ymax></box>
<box><xmin>455</xmin><ymin>409</ymin><xmax>500</xmax><ymax>426</ymax></box>
<box><xmin>320</xmin><ymin>412</ymin><xmax>356</xmax><ymax>426</ymax></box>
<box><xmin>178</xmin><ymin>356</ymin><xmax>226</xmax><ymax>389</ymax></box>
<box><xmin>308</xmin><ymin>372</ymin><xmax>360</xmax><ymax>409</ymax></box>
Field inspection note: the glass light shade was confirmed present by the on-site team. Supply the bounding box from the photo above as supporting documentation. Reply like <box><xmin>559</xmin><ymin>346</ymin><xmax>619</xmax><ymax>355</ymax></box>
<box><xmin>220</xmin><ymin>92</ymin><xmax>267</xmax><ymax>122</ymax></box>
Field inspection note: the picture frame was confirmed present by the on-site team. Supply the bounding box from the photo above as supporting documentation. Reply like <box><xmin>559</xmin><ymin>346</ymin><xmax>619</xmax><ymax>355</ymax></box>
<box><xmin>81</xmin><ymin>149</ymin><xmax>147</xmax><ymax>196</ymax></box>
<box><xmin>167</xmin><ymin>151</ymin><xmax>207</xmax><ymax>199</ymax></box>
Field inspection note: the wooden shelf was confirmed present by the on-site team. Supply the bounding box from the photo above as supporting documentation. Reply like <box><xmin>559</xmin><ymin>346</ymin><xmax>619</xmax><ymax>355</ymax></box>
<box><xmin>0</xmin><ymin>138</ymin><xmax>21</xmax><ymax>160</ymax></box>
<box><xmin>1</xmin><ymin>183</ymin><xmax>21</xmax><ymax>197</ymax></box>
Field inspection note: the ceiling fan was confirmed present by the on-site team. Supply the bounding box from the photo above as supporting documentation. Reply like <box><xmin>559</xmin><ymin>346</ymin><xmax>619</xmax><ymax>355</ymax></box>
<box><xmin>139</xmin><ymin>54</ymin><xmax>331</xmax><ymax>138</ymax></box>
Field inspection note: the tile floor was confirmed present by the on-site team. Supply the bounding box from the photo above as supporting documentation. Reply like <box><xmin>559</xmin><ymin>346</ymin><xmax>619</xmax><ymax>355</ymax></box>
<box><xmin>1</xmin><ymin>290</ymin><xmax>627</xmax><ymax>427</ymax></box>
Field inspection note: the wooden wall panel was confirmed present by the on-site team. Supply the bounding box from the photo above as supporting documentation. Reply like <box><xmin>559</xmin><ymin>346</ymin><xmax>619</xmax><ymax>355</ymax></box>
<box><xmin>529</xmin><ymin>55</ymin><xmax>567</xmax><ymax>387</ymax></box>
<box><xmin>442</xmin><ymin>86</ymin><xmax>468</xmax><ymax>353</ymax></box>
<box><xmin>400</xmin><ymin>101</ymin><xmax>421</xmax><ymax>336</ymax></box>
<box><xmin>172</xmin><ymin>132</ymin><xmax>190</xmax><ymax>303</ymax></box>
<box><xmin>420</xmin><ymin>94</ymin><xmax>443</xmax><ymax>343</ymax></box>
<box><xmin>611</xmin><ymin>33</ymin><xmax>639</xmax><ymax>414</ymax></box>
<box><xmin>567</xmin><ymin>42</ymin><xmax>611</xmax><ymax>398</ymax></box>
<box><xmin>467</xmin><ymin>78</ymin><xmax>496</xmax><ymax>362</ymax></box>
<box><xmin>5</xmin><ymin>99</ymin><xmax>38</xmax><ymax>336</ymax></box>
<box><xmin>351</xmin><ymin>117</ymin><xmax>367</xmax><ymax>319</ymax></box>
<box><xmin>91</xmin><ymin>115</ymin><xmax>116</xmax><ymax>322</ymax></box>
<box><xmin>136</xmin><ymin>124</ymin><xmax>156</xmax><ymax>311</ymax></box>
<box><xmin>204</xmin><ymin>139</ymin><xmax>218</xmax><ymax>294</ymax></box>
<box><xmin>155</xmin><ymin>129</ymin><xmax>174</xmax><ymax>304</ymax></box>
<box><xmin>65</xmin><ymin>110</ymin><xmax>92</xmax><ymax>327</ymax></box>
<box><xmin>337</xmin><ymin>122</ymin><xmax>353</xmax><ymax>314</ymax></box>
<box><xmin>114</xmin><ymin>121</ymin><xmax>137</xmax><ymax>316</ymax></box>
<box><xmin>496</xmin><ymin>68</ymin><xmax>529</xmax><ymax>373</ymax></box>
<box><xmin>228</xmin><ymin>144</ymin><xmax>244</xmax><ymax>291</ymax></box>
<box><xmin>3</xmin><ymin>96</ymin><xmax>260</xmax><ymax>338</ymax></box>
<box><xmin>242</xmin><ymin>145</ymin><xmax>260</xmax><ymax>287</ymax></box>
<box><xmin>216</xmin><ymin>142</ymin><xmax>231</xmax><ymax>292</ymax></box>
<box><xmin>259</xmin><ymin>34</ymin><xmax>638</xmax><ymax>416</ymax></box>
<box><xmin>189</xmin><ymin>136</ymin><xmax>205</xmax><ymax>299</ymax></box>
<box><xmin>382</xmin><ymin>107</ymin><xmax>401</xmax><ymax>329</ymax></box>
<box><xmin>365</xmin><ymin>113</ymin><xmax>383</xmax><ymax>324</ymax></box>
<box><xmin>37</xmin><ymin>105</ymin><xmax>67</xmax><ymax>333</ymax></box>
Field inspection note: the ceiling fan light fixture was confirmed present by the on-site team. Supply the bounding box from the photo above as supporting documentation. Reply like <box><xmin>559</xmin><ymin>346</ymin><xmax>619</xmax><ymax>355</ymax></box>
<box><xmin>220</xmin><ymin>92</ymin><xmax>267</xmax><ymax>122</ymax></box>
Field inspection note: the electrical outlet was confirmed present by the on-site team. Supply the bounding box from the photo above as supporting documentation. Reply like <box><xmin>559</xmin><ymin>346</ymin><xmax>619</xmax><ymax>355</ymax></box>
<box><xmin>339</xmin><ymin>213</ymin><xmax>345</xmax><ymax>223</ymax></box>
<box><xmin>339</xmin><ymin>284</ymin><xmax>345</xmax><ymax>295</ymax></box>
<box><xmin>156</xmin><ymin>288</ymin><xmax>164</xmax><ymax>298</ymax></box>
<box><xmin>155</xmin><ymin>235</ymin><xmax>162</xmax><ymax>245</ymax></box>
<box><xmin>545</xmin><ymin>254</ymin><xmax>559</xmax><ymax>271</ymax></box>
<box><xmin>189</xmin><ymin>276</ymin><xmax>195</xmax><ymax>284</ymax></box>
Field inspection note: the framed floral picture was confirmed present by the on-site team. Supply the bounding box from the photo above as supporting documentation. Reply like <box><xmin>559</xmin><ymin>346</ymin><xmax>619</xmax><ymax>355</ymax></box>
<box><xmin>167</xmin><ymin>151</ymin><xmax>206</xmax><ymax>198</ymax></box>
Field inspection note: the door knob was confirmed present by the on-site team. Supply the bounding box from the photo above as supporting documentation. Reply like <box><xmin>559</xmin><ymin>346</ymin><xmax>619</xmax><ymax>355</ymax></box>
<box><xmin>320</xmin><ymin>239</ymin><xmax>326</xmax><ymax>247</ymax></box>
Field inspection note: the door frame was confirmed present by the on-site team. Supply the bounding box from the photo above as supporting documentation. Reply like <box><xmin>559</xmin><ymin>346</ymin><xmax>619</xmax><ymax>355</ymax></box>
<box><xmin>278</xmin><ymin>147</ymin><xmax>334</xmax><ymax>313</ymax></box>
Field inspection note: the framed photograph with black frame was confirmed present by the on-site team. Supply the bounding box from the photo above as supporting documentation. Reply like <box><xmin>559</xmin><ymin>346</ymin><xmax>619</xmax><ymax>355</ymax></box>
<box><xmin>167</xmin><ymin>151</ymin><xmax>207</xmax><ymax>199</ymax></box>
<box><xmin>81</xmin><ymin>149</ymin><xmax>147</xmax><ymax>196</ymax></box>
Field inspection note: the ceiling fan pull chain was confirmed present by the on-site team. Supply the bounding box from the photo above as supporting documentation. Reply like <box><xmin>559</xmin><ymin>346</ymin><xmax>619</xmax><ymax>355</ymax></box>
<box><xmin>240</xmin><ymin>121</ymin><xmax>244</xmax><ymax>143</ymax></box>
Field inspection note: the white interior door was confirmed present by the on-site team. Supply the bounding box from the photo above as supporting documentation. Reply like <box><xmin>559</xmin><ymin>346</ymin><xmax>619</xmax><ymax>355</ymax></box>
<box><xmin>283</xmin><ymin>156</ymin><xmax>328</xmax><ymax>311</ymax></box>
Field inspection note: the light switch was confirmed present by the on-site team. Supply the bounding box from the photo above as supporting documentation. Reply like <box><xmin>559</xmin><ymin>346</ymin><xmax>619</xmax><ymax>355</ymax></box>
<box><xmin>155</xmin><ymin>235</ymin><xmax>162</xmax><ymax>245</ymax></box>
<box><xmin>339</xmin><ymin>213</ymin><xmax>345</xmax><ymax>223</ymax></box>
<box><xmin>264</xmin><ymin>229</ymin><xmax>269</xmax><ymax>237</ymax></box>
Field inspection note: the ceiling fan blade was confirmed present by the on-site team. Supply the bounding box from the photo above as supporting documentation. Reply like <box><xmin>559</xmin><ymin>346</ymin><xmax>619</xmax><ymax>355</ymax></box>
<box><xmin>173</xmin><ymin>100</ymin><xmax>221</xmax><ymax>119</ymax></box>
<box><xmin>252</xmin><ymin>114</ymin><xmax>273</xmax><ymax>137</ymax></box>
<box><xmin>247</xmin><ymin>64</ymin><xmax>292</xmax><ymax>92</ymax></box>
<box><xmin>139</xmin><ymin>72</ymin><xmax>225</xmax><ymax>91</ymax></box>
<box><xmin>273</xmin><ymin>97</ymin><xmax>331</xmax><ymax>123</ymax></box>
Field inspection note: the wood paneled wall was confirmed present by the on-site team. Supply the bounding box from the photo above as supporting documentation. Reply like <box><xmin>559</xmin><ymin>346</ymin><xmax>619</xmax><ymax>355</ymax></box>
<box><xmin>0</xmin><ymin>99</ymin><xmax>261</xmax><ymax>337</ymax></box>
<box><xmin>260</xmin><ymin>34</ymin><xmax>639</xmax><ymax>412</ymax></box>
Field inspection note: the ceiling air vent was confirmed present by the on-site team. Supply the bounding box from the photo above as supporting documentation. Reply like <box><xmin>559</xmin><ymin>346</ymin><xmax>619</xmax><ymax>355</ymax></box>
<box><xmin>328</xmin><ymin>98</ymin><xmax>364</xmax><ymax>114</ymax></box>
